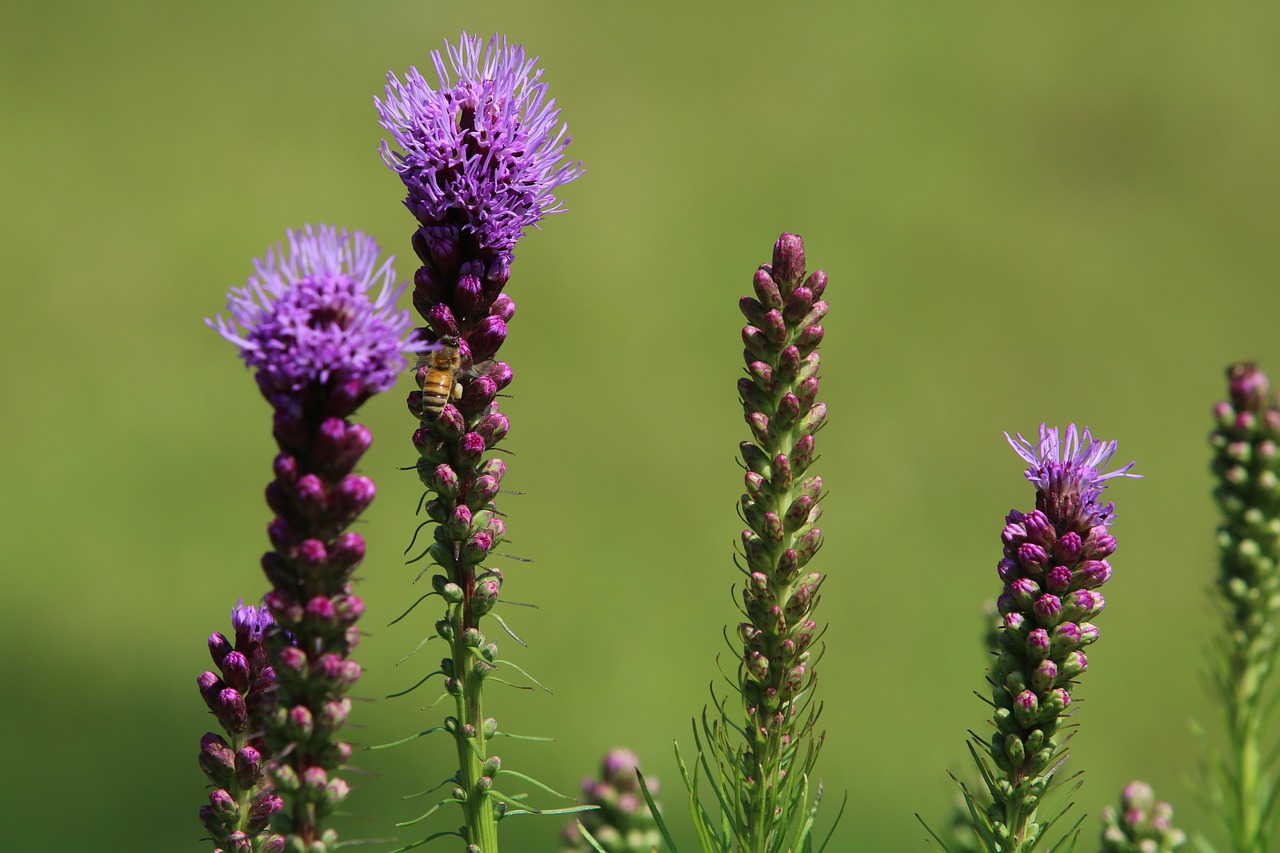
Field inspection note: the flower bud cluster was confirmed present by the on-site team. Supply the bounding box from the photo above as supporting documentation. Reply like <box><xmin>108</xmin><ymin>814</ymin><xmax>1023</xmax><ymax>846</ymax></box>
<box><xmin>1210</xmin><ymin>362</ymin><xmax>1280</xmax><ymax>657</ymax></box>
<box><xmin>561</xmin><ymin>749</ymin><xmax>663</xmax><ymax>853</ymax></box>
<box><xmin>197</xmin><ymin>600</ymin><xmax>285</xmax><ymax>853</ymax></box>
<box><xmin>985</xmin><ymin>424</ymin><xmax>1138</xmax><ymax>850</ymax></box>
<box><xmin>210</xmin><ymin>226</ymin><xmax>418</xmax><ymax>851</ymax></box>
<box><xmin>1098</xmin><ymin>781</ymin><xmax>1186</xmax><ymax>853</ymax></box>
<box><xmin>732</xmin><ymin>232</ymin><xmax>829</xmax><ymax>834</ymax></box>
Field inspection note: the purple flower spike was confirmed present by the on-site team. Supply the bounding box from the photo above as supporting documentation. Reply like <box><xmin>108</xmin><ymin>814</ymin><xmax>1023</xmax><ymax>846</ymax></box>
<box><xmin>206</xmin><ymin>227</ymin><xmax>414</xmax><ymax>849</ymax></box>
<box><xmin>969</xmin><ymin>424</ymin><xmax>1137</xmax><ymax>851</ymax></box>
<box><xmin>195</xmin><ymin>599</ymin><xmax>283</xmax><ymax>852</ymax></box>
<box><xmin>377</xmin><ymin>32</ymin><xmax>580</xmax><ymax>849</ymax></box>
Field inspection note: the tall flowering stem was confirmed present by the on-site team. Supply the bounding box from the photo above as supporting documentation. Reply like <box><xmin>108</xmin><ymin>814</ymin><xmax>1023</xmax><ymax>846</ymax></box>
<box><xmin>377</xmin><ymin>32</ymin><xmax>580</xmax><ymax>851</ymax></box>
<box><xmin>966</xmin><ymin>425</ymin><xmax>1138</xmax><ymax>852</ymax></box>
<box><xmin>687</xmin><ymin>233</ymin><xmax>829</xmax><ymax>852</ymax></box>
<box><xmin>196</xmin><ymin>600</ymin><xmax>284</xmax><ymax>853</ymax></box>
<box><xmin>208</xmin><ymin>225</ymin><xmax>421</xmax><ymax>851</ymax></box>
<box><xmin>1208</xmin><ymin>362</ymin><xmax>1280</xmax><ymax>853</ymax></box>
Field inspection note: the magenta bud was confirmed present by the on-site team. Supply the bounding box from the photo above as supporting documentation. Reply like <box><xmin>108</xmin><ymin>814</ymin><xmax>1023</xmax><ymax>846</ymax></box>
<box><xmin>1060</xmin><ymin>649</ymin><xmax>1088</xmax><ymax>678</ymax></box>
<box><xmin>277</xmin><ymin>644</ymin><xmax>307</xmax><ymax>675</ymax></box>
<box><xmin>454</xmin><ymin>273</ymin><xmax>484</xmax><ymax>316</ymax></box>
<box><xmin>1009</xmin><ymin>577</ymin><xmax>1040</xmax><ymax>610</ymax></box>
<box><xmin>292</xmin><ymin>474</ymin><xmax>326</xmax><ymax>518</ymax></box>
<box><xmin>434</xmin><ymin>402</ymin><xmax>467</xmax><ymax>439</ymax></box>
<box><xmin>199</xmin><ymin>732</ymin><xmax>236</xmax><ymax>788</ymax></box>
<box><xmin>795</xmin><ymin>324</ymin><xmax>824</xmax><ymax>355</ymax></box>
<box><xmin>761</xmin><ymin>309</ymin><xmax>787</xmax><ymax>345</ymax></box>
<box><xmin>447</xmin><ymin>504</ymin><xmax>474</xmax><ymax>539</ymax></box>
<box><xmin>295</xmin><ymin>538</ymin><xmax>328</xmax><ymax>573</ymax></box>
<box><xmin>1064</xmin><ymin>589</ymin><xmax>1105</xmax><ymax>621</ymax></box>
<box><xmin>473</xmin><ymin>579</ymin><xmax>501</xmax><ymax>615</ymax></box>
<box><xmin>305</xmin><ymin>595</ymin><xmax>335</xmax><ymax>624</ymax></box>
<box><xmin>324</xmin><ymin>776</ymin><xmax>352</xmax><ymax>809</ymax></box>
<box><xmin>791</xmin><ymin>433</ymin><xmax>816</xmax><ymax>472</ymax></box>
<box><xmin>741</xmin><ymin>441</ymin><xmax>771</xmax><ymax>475</ymax></box>
<box><xmin>226</xmin><ymin>831</ymin><xmax>254</xmax><ymax>853</ymax></box>
<box><xmin>328</xmin><ymin>532</ymin><xmax>365</xmax><ymax>574</ymax></box>
<box><xmin>476</xmin><ymin>413</ymin><xmax>510</xmax><ymax>447</ymax></box>
<box><xmin>458</xmin><ymin>432</ymin><xmax>486</xmax><ymax>468</ymax></box>
<box><xmin>217</xmin><ymin>687</ymin><xmax>249</xmax><ymax>732</ymax></box>
<box><xmin>209</xmin><ymin>787</ymin><xmax>240</xmax><ymax>823</ymax></box>
<box><xmin>753</xmin><ymin>268</ymin><xmax>783</xmax><ymax>309</ymax></box>
<box><xmin>742</xmin><ymin>326</ymin><xmax>771</xmax><ymax>360</ymax></box>
<box><xmin>1013</xmin><ymin>689</ymin><xmax>1039</xmax><ymax>728</ymax></box>
<box><xmin>798</xmin><ymin>402</ymin><xmax>826</xmax><ymax>436</ymax></box>
<box><xmin>221</xmin><ymin>651</ymin><xmax>250</xmax><ymax>693</ymax></box>
<box><xmin>1045</xmin><ymin>565</ymin><xmax>1072</xmax><ymax>593</ymax></box>
<box><xmin>459</xmin><ymin>376</ymin><xmax>498</xmax><ymax>416</ymax></box>
<box><xmin>1041</xmin><ymin>688</ymin><xmax>1071</xmax><ymax>719</ymax></box>
<box><xmin>465</xmin><ymin>475</ymin><xmax>501</xmax><ymax>508</ymax></box>
<box><xmin>997</xmin><ymin>558</ymin><xmax>1019</xmax><ymax>582</ymax></box>
<box><xmin>491</xmin><ymin>293</ymin><xmax>515</xmax><ymax>322</ymax></box>
<box><xmin>462</xmin><ymin>531</ymin><xmax>494</xmax><ymax>563</ymax></box>
<box><xmin>333</xmin><ymin>594</ymin><xmax>365</xmax><ymax>626</ymax></box>
<box><xmin>1022</xmin><ymin>510</ymin><xmax>1055</xmax><ymax>546</ymax></box>
<box><xmin>739</xmin><ymin>295</ymin><xmax>767</xmax><ymax>326</ymax></box>
<box><xmin>1050</xmin><ymin>621</ymin><xmax>1084</xmax><ymax>655</ymax></box>
<box><xmin>427</xmin><ymin>302</ymin><xmax>459</xmax><ymax>338</ymax></box>
<box><xmin>1083</xmin><ymin>526</ymin><xmax>1117</xmax><ymax>559</ymax></box>
<box><xmin>1078</xmin><ymin>559</ymin><xmax>1112</xmax><ymax>589</ymax></box>
<box><xmin>1033</xmin><ymin>593</ymin><xmax>1064</xmax><ymax>625</ymax></box>
<box><xmin>775</xmin><ymin>393</ymin><xmax>802</xmax><ymax>429</ymax></box>
<box><xmin>783</xmin><ymin>286</ymin><xmax>813</xmax><ymax>324</ymax></box>
<box><xmin>471</xmin><ymin>316</ymin><xmax>507</xmax><ymax>362</ymax></box>
<box><xmin>1018</xmin><ymin>543</ymin><xmax>1049</xmax><ymax>572</ymax></box>
<box><xmin>1055</xmin><ymin>531</ymin><xmax>1083</xmax><ymax>564</ymax></box>
<box><xmin>783</xmin><ymin>496</ymin><xmax>813</xmax><ymax>532</ymax></box>
<box><xmin>318</xmin><ymin>698</ymin><xmax>352</xmax><ymax>731</ymax></box>
<box><xmin>248</xmin><ymin>792</ymin><xmax>284</xmax><ymax>832</ymax></box>
<box><xmin>208</xmin><ymin>632</ymin><xmax>233</xmax><ymax>667</ymax></box>
<box><xmin>235</xmin><ymin>745</ymin><xmax>265</xmax><ymax>789</ymax></box>
<box><xmin>772</xmin><ymin>233</ymin><xmax>806</xmax><ymax>287</ymax></box>
<box><xmin>1026</xmin><ymin>628</ymin><xmax>1051</xmax><ymax>660</ymax></box>
<box><xmin>332</xmin><ymin>474</ymin><xmax>376</xmax><ymax>522</ymax></box>
<box><xmin>287</xmin><ymin>705</ymin><xmax>314</xmax><ymax>741</ymax></box>
<box><xmin>1031</xmin><ymin>659</ymin><xmax>1058</xmax><ymax>692</ymax></box>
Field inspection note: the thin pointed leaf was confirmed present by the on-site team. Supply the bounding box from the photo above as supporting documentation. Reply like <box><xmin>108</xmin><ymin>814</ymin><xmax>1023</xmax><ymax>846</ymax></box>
<box><xmin>490</xmin><ymin>612</ymin><xmax>527</xmax><ymax>646</ymax></box>
<box><xmin>394</xmin><ymin>796</ymin><xmax>458</xmax><ymax>828</ymax></box>
<box><xmin>386</xmin><ymin>670</ymin><xmax>444</xmax><ymax>699</ymax></box>
<box><xmin>638</xmin><ymin>767</ymin><xmax>681</xmax><ymax>853</ymax></box>
<box><xmin>495</xmin><ymin>658</ymin><xmax>552</xmax><ymax>693</ymax></box>
<box><xmin>388</xmin><ymin>592</ymin><xmax>439</xmax><ymax>627</ymax></box>
<box><xmin>575</xmin><ymin>822</ymin><xmax>609</xmax><ymax>853</ymax></box>
<box><xmin>385</xmin><ymin>829</ymin><xmax>463</xmax><ymax>853</ymax></box>
<box><xmin>496</xmin><ymin>767</ymin><xmax>575</xmax><ymax>801</ymax></box>
<box><xmin>367</xmin><ymin>725</ymin><xmax>448</xmax><ymax>751</ymax></box>
<box><xmin>491</xmin><ymin>730</ymin><xmax>554</xmax><ymax>742</ymax></box>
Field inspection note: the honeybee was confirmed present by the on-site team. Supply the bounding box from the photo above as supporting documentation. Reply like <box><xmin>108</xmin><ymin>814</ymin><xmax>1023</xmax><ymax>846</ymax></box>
<box><xmin>413</xmin><ymin>336</ymin><xmax>464</xmax><ymax>420</ymax></box>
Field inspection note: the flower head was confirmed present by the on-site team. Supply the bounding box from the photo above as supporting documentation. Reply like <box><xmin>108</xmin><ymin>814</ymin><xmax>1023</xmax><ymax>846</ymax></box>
<box><xmin>378</xmin><ymin>32</ymin><xmax>583</xmax><ymax>256</ymax></box>
<box><xmin>230</xmin><ymin>597</ymin><xmax>272</xmax><ymax>646</ymax></box>
<box><xmin>208</xmin><ymin>225</ymin><xmax>424</xmax><ymax>415</ymax></box>
<box><xmin>1006</xmin><ymin>424</ymin><xmax>1140</xmax><ymax>531</ymax></box>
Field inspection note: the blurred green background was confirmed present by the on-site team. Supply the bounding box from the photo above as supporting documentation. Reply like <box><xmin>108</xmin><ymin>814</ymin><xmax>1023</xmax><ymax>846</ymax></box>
<box><xmin>3</xmin><ymin>1</ymin><xmax>1278</xmax><ymax>849</ymax></box>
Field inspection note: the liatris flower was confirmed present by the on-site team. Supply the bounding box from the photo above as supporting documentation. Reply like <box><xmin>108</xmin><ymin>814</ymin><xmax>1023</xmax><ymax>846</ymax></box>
<box><xmin>208</xmin><ymin>225</ymin><xmax>421</xmax><ymax>851</ymax></box>
<box><xmin>686</xmin><ymin>233</ymin><xmax>829</xmax><ymax>852</ymax></box>
<box><xmin>197</xmin><ymin>599</ymin><xmax>284</xmax><ymax>853</ymax></box>
<box><xmin>1098</xmin><ymin>781</ymin><xmax>1186</xmax><ymax>853</ymax></box>
<box><xmin>376</xmin><ymin>31</ymin><xmax>580</xmax><ymax>850</ymax></box>
<box><xmin>1206</xmin><ymin>361</ymin><xmax>1280</xmax><ymax>853</ymax></box>
<box><xmin>561</xmin><ymin>749</ymin><xmax>664</xmax><ymax>853</ymax></box>
<box><xmin>964</xmin><ymin>424</ymin><xmax>1138</xmax><ymax>852</ymax></box>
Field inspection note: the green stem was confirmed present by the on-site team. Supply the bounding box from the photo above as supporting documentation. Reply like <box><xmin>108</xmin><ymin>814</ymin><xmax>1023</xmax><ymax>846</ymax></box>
<box><xmin>451</xmin><ymin>597</ymin><xmax>499</xmax><ymax>852</ymax></box>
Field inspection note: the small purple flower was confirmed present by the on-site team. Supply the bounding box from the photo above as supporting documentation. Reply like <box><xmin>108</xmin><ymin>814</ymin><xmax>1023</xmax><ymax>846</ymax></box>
<box><xmin>207</xmin><ymin>224</ymin><xmax>425</xmax><ymax>417</ymax></box>
<box><xmin>1006</xmin><ymin>424</ymin><xmax>1140</xmax><ymax>532</ymax></box>
<box><xmin>378</xmin><ymin>32</ymin><xmax>582</xmax><ymax>258</ymax></box>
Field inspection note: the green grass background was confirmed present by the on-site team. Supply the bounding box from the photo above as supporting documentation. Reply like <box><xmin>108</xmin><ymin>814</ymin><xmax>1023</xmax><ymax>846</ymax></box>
<box><xmin>3</xmin><ymin>2</ymin><xmax>1278</xmax><ymax>849</ymax></box>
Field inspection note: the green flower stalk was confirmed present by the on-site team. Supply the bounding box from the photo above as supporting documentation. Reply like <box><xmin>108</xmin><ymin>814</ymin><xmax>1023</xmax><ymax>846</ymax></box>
<box><xmin>687</xmin><ymin>232</ymin><xmax>829</xmax><ymax>852</ymax></box>
<box><xmin>1207</xmin><ymin>361</ymin><xmax>1280</xmax><ymax>853</ymax></box>
<box><xmin>1098</xmin><ymin>782</ymin><xmax>1186</xmax><ymax>853</ymax></box>
<box><xmin>963</xmin><ymin>425</ymin><xmax>1138</xmax><ymax>852</ymax></box>
<box><xmin>562</xmin><ymin>749</ymin><xmax>664</xmax><ymax>853</ymax></box>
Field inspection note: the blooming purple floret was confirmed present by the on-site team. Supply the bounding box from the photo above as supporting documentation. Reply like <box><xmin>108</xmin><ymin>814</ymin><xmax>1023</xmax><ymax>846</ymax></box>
<box><xmin>377</xmin><ymin>32</ymin><xmax>583</xmax><ymax>259</ymax></box>
<box><xmin>207</xmin><ymin>225</ymin><xmax>424</xmax><ymax>416</ymax></box>
<box><xmin>231</xmin><ymin>598</ymin><xmax>273</xmax><ymax>645</ymax></box>
<box><xmin>1005</xmin><ymin>423</ymin><xmax>1140</xmax><ymax>531</ymax></box>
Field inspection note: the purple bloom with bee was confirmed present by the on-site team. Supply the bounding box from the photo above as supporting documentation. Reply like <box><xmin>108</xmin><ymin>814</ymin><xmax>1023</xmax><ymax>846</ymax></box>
<box><xmin>376</xmin><ymin>31</ymin><xmax>581</xmax><ymax>850</ymax></box>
